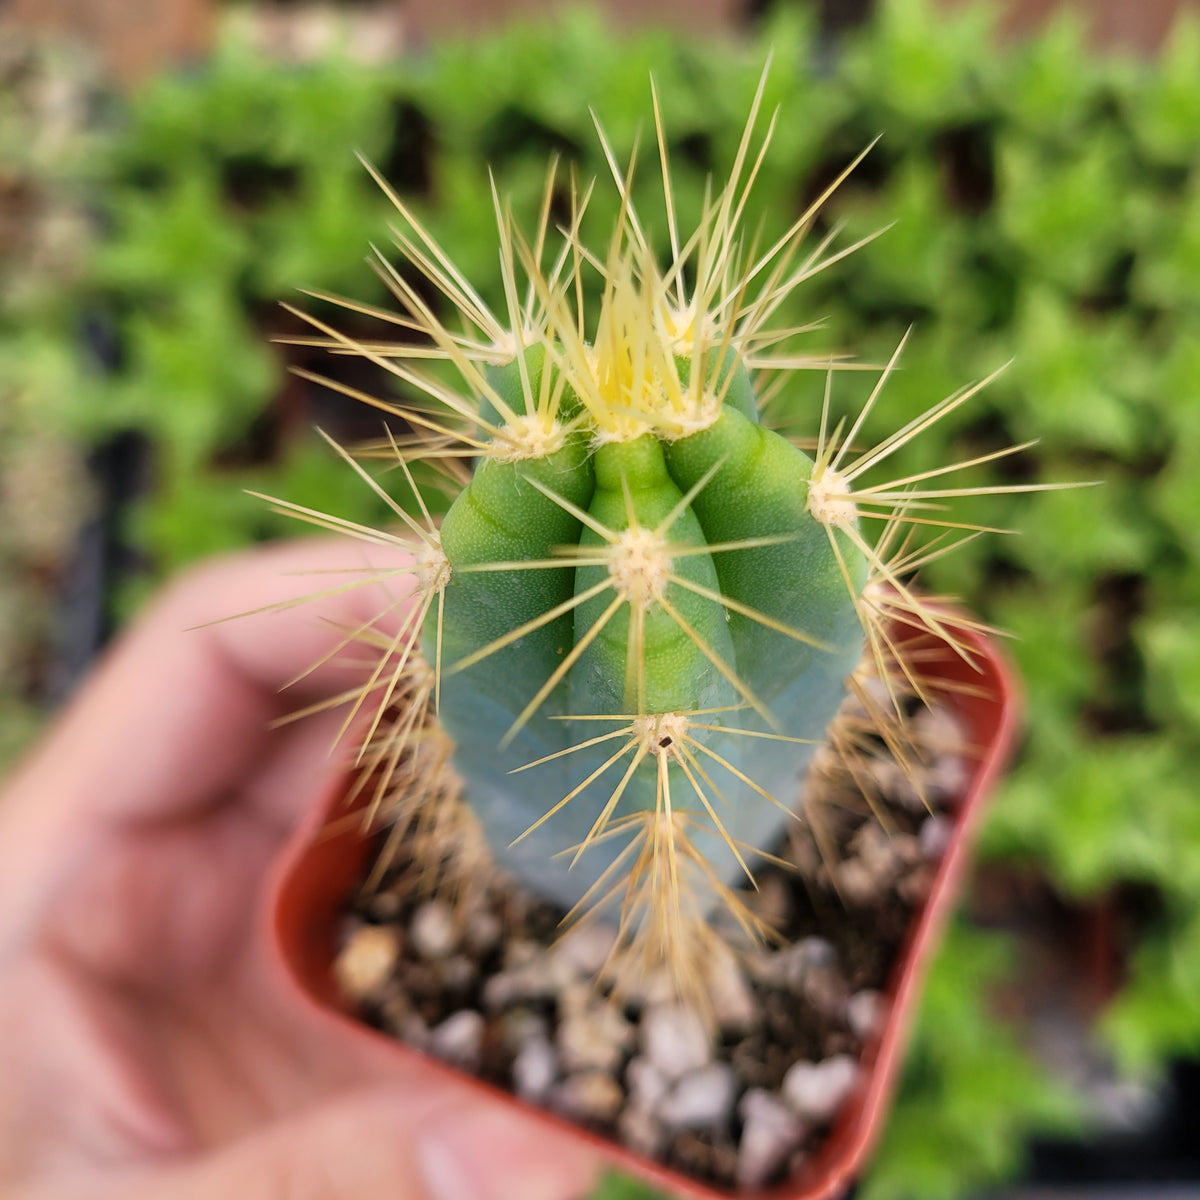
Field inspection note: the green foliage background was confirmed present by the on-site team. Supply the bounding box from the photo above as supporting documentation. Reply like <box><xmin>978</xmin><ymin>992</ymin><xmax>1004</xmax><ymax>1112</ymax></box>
<box><xmin>7</xmin><ymin>0</ymin><xmax>1200</xmax><ymax>1194</ymax></box>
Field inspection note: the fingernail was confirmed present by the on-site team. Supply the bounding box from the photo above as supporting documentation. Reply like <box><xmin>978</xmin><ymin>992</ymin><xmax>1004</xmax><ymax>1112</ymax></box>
<box><xmin>418</xmin><ymin>1105</ymin><xmax>598</xmax><ymax>1200</ymax></box>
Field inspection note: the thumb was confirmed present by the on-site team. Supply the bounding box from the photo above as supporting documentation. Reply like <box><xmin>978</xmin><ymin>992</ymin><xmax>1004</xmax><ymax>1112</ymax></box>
<box><xmin>139</xmin><ymin>1084</ymin><xmax>602</xmax><ymax>1200</ymax></box>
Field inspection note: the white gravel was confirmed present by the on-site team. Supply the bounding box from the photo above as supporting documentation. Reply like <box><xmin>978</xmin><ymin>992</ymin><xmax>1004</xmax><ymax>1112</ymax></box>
<box><xmin>659</xmin><ymin>1063</ymin><xmax>738</xmax><ymax>1132</ymax></box>
<box><xmin>847</xmin><ymin>990</ymin><xmax>885</xmax><ymax>1041</ymax></box>
<box><xmin>782</xmin><ymin>1054</ymin><xmax>860</xmax><ymax>1124</ymax></box>
<box><xmin>512</xmin><ymin>1035</ymin><xmax>559</xmax><ymax>1102</ymax></box>
<box><xmin>640</xmin><ymin>1003</ymin><xmax>713</xmax><ymax>1080</ymax></box>
<box><xmin>429</xmin><ymin>1009</ymin><xmax>484</xmax><ymax>1070</ymax></box>
<box><xmin>625</xmin><ymin>1056</ymin><xmax>670</xmax><ymax>1113</ymax></box>
<box><xmin>552</xmin><ymin>1071</ymin><xmax>624</xmax><ymax>1123</ymax></box>
<box><xmin>557</xmin><ymin>1002</ymin><xmax>634</xmax><ymax>1074</ymax></box>
<box><xmin>737</xmin><ymin>1089</ymin><xmax>806</xmax><ymax>1190</ymax></box>
<box><xmin>411</xmin><ymin>900</ymin><xmax>458</xmax><ymax>960</ymax></box>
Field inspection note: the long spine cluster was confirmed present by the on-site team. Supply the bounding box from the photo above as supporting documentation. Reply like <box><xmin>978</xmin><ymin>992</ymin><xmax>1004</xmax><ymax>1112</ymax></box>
<box><xmin>263</xmin><ymin>67</ymin><xmax>1068</xmax><ymax>996</ymax></box>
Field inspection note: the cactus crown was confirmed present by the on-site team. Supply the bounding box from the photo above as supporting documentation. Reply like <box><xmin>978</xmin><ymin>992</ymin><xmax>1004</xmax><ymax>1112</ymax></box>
<box><xmin>268</xmin><ymin>69</ymin><xmax>1065</xmax><ymax>1000</ymax></box>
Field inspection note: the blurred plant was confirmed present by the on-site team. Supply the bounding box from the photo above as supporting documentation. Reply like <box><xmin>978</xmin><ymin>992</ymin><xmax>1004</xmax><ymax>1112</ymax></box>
<box><xmin>11</xmin><ymin>0</ymin><xmax>1200</xmax><ymax>1194</ymax></box>
<box><xmin>0</xmin><ymin>35</ymin><xmax>101</xmax><ymax>767</ymax></box>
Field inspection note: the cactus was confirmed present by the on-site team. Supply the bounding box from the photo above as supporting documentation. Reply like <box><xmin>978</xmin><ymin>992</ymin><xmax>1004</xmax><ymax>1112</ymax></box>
<box><xmin>271</xmin><ymin>73</ymin><xmax>1063</xmax><ymax>993</ymax></box>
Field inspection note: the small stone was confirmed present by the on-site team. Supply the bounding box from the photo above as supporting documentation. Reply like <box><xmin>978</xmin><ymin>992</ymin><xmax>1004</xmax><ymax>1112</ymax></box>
<box><xmin>551</xmin><ymin>1071</ymin><xmax>624</xmax><ymax>1124</ymax></box>
<box><xmin>439</xmin><ymin>955</ymin><xmax>477</xmax><ymax>994</ymax></box>
<box><xmin>335</xmin><ymin>923</ymin><xmax>401</xmax><ymax>1000</ymax></box>
<box><xmin>890</xmin><ymin>753</ymin><xmax>965</xmax><ymax>812</ymax></box>
<box><xmin>617</xmin><ymin>965</ymin><xmax>677</xmax><ymax>1011</ymax></box>
<box><xmin>364</xmin><ymin>889</ymin><xmax>403</xmax><ymax>922</ymax></box>
<box><xmin>641</xmin><ymin>1004</ymin><xmax>712</xmax><ymax>1080</ymax></box>
<box><xmin>919</xmin><ymin>815</ymin><xmax>953</xmax><ymax>861</ymax></box>
<box><xmin>737</xmin><ymin>1089</ymin><xmax>805</xmax><ymax>1190</ymax></box>
<box><xmin>671</xmin><ymin>1132</ymin><xmax>739</xmax><ymax>1183</ymax></box>
<box><xmin>557</xmin><ymin>1003</ymin><xmax>634</xmax><ymax>1074</ymax></box>
<box><xmin>787</xmin><ymin>1147</ymin><xmax>810</xmax><ymax>1179</ymax></box>
<box><xmin>485</xmin><ymin>970</ymin><xmax>532</xmax><ymax>1009</ymax></box>
<box><xmin>500</xmin><ymin>1008</ymin><xmax>549</xmax><ymax>1051</ymax></box>
<box><xmin>617</xmin><ymin>1107</ymin><xmax>666</xmax><ymax>1158</ymax></box>
<box><xmin>892</xmin><ymin>834</ymin><xmax>925</xmax><ymax>870</ymax></box>
<box><xmin>805</xmin><ymin>970</ymin><xmax>850</xmax><ymax>1021</ymax></box>
<box><xmin>637</xmin><ymin>969</ymin><xmax>679</xmax><ymax>1008</ymax></box>
<box><xmin>483</xmin><ymin>956</ymin><xmax>570</xmax><ymax>1009</ymax></box>
<box><xmin>914</xmin><ymin>705</ymin><xmax>966</xmax><ymax>754</ymax></box>
<box><xmin>910</xmin><ymin>705</ymin><xmax>971</xmax><ymax>804</ymax></box>
<box><xmin>782</xmin><ymin>1055</ymin><xmax>859</xmax><ymax>1124</ymax></box>
<box><xmin>397</xmin><ymin>961</ymin><xmax>441</xmax><ymax>1003</ymax></box>
<box><xmin>784</xmin><ymin>826</ymin><xmax>821</xmax><ymax>877</ymax></box>
<box><xmin>512</xmin><ymin>1036</ymin><xmax>559</xmax><ymax>1102</ymax></box>
<box><xmin>659</xmin><ymin>1063</ymin><xmax>738</xmax><ymax>1132</ymax></box>
<box><xmin>503</xmin><ymin>939</ymin><xmax>540</xmax><ymax>969</ymax></box>
<box><xmin>557</xmin><ymin>980</ymin><xmax>596</xmax><ymax>1018</ymax></box>
<box><xmin>429</xmin><ymin>1010</ymin><xmax>484</xmax><ymax>1071</ymax></box>
<box><xmin>411</xmin><ymin>900</ymin><xmax>458</xmax><ymax>960</ymax></box>
<box><xmin>897</xmin><ymin>863</ymin><xmax>935</xmax><ymax>906</ymax></box>
<box><xmin>858</xmin><ymin>672</ymin><xmax>894</xmax><ymax>712</ymax></box>
<box><xmin>852</xmin><ymin>823</ymin><xmax>906</xmax><ymax>880</ymax></box>
<box><xmin>847</xmin><ymin>990</ymin><xmax>885</xmax><ymax>1041</ymax></box>
<box><xmin>395</xmin><ymin>1012</ymin><xmax>430</xmax><ymax>1051</ymax></box>
<box><xmin>750</xmin><ymin>872</ymin><xmax>792</xmax><ymax>928</ymax></box>
<box><xmin>863</xmin><ymin>755</ymin><xmax>918</xmax><ymax>807</ymax></box>
<box><xmin>463</xmin><ymin>907</ymin><xmax>503</xmax><ymax>955</ymax></box>
<box><xmin>806</xmin><ymin>742</ymin><xmax>843</xmax><ymax>783</ymax></box>
<box><xmin>554</xmin><ymin>922</ymin><xmax>618</xmax><ymax>978</ymax></box>
<box><xmin>483</xmin><ymin>970</ymin><xmax>530</xmax><ymax>1010</ymax></box>
<box><xmin>927</xmin><ymin>754</ymin><xmax>970</xmax><ymax>804</ymax></box>
<box><xmin>758</xmin><ymin>935</ymin><xmax>837</xmax><ymax>987</ymax></box>
<box><xmin>850</xmin><ymin>821</ymin><xmax>882</xmax><ymax>866</ymax></box>
<box><xmin>707</xmin><ymin>949</ymin><xmax>759</xmax><ymax>1035</ymax></box>
<box><xmin>378</xmin><ymin>987</ymin><xmax>417</xmax><ymax>1035</ymax></box>
<box><xmin>797</xmin><ymin>936</ymin><xmax>838</xmax><ymax>970</ymax></box>
<box><xmin>835</xmin><ymin>856</ymin><xmax>879</xmax><ymax>907</ymax></box>
<box><xmin>625</xmin><ymin>1056</ymin><xmax>670</xmax><ymax>1113</ymax></box>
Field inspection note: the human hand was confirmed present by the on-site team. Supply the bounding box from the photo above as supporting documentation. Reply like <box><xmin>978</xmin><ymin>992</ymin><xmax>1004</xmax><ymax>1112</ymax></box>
<box><xmin>0</xmin><ymin>539</ymin><xmax>601</xmax><ymax>1200</ymax></box>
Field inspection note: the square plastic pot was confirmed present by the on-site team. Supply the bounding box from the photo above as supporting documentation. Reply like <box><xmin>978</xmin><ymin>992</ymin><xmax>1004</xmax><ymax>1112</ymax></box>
<box><xmin>268</xmin><ymin>616</ymin><xmax>1019</xmax><ymax>1199</ymax></box>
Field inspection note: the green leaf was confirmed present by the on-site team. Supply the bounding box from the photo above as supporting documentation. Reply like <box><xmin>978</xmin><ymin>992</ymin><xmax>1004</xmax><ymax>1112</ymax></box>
<box><xmin>841</xmin><ymin>0</ymin><xmax>999</xmax><ymax>130</ymax></box>
<box><xmin>1140</xmin><ymin>611</ymin><xmax>1200</xmax><ymax>731</ymax></box>
<box><xmin>1128</xmin><ymin>15</ymin><xmax>1200</xmax><ymax>164</ymax></box>
<box><xmin>1131</xmin><ymin>171</ymin><xmax>1200</xmax><ymax>311</ymax></box>
<box><xmin>587</xmin><ymin>1171</ymin><xmax>668</xmax><ymax>1200</ymax></box>
<box><xmin>861</xmin><ymin>922</ymin><xmax>1083</xmax><ymax>1200</ymax></box>
<box><xmin>1006</xmin><ymin>285</ymin><xmax>1143</xmax><ymax>456</ymax></box>
<box><xmin>1104</xmin><ymin>904</ymin><xmax>1200</xmax><ymax>1071</ymax></box>
<box><xmin>996</xmin><ymin>132</ymin><xmax>1134</xmax><ymax>294</ymax></box>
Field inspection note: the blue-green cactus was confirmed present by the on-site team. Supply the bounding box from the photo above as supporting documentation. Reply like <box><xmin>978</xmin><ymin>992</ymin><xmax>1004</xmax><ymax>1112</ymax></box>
<box><xmin>429</xmin><ymin>363</ymin><xmax>867</xmax><ymax>912</ymax></box>
<box><xmin>281</xmin><ymin>75</ymin><xmax>1039</xmax><ymax>987</ymax></box>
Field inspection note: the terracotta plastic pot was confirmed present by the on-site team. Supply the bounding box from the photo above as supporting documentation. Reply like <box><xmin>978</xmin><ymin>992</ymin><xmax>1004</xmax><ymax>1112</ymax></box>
<box><xmin>269</xmin><ymin>617</ymin><xmax>1019</xmax><ymax>1199</ymax></box>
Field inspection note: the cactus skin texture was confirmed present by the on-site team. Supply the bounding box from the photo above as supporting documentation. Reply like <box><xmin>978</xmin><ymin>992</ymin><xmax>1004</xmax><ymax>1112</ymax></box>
<box><xmin>274</xmin><ymin>70</ymin><xmax>1062</xmax><ymax>991</ymax></box>
<box><xmin>431</xmin><ymin>356</ymin><xmax>867</xmax><ymax>910</ymax></box>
